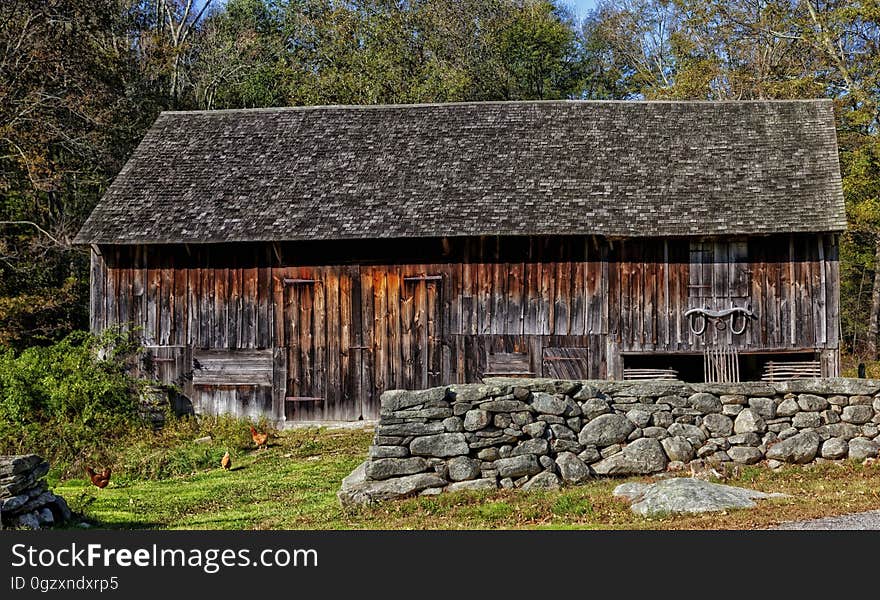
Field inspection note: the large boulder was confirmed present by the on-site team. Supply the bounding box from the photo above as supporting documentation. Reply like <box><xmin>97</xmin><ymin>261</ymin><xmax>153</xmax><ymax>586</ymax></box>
<box><xmin>660</xmin><ymin>436</ymin><xmax>694</xmax><ymax>463</ymax></box>
<box><xmin>820</xmin><ymin>437</ymin><xmax>849</xmax><ymax>460</ymax></box>
<box><xmin>495</xmin><ymin>455</ymin><xmax>541</xmax><ymax>479</ymax></box>
<box><xmin>848</xmin><ymin>437</ymin><xmax>879</xmax><ymax>461</ymax></box>
<box><xmin>337</xmin><ymin>462</ymin><xmax>447</xmax><ymax>507</ymax></box>
<box><xmin>578</xmin><ymin>414</ymin><xmax>635</xmax><ymax>447</ymax></box>
<box><xmin>555</xmin><ymin>452</ymin><xmax>591</xmax><ymax>484</ymax></box>
<box><xmin>614</xmin><ymin>477</ymin><xmax>784</xmax><ymax>516</ymax></box>
<box><xmin>765</xmin><ymin>431</ymin><xmax>821</xmax><ymax>464</ymax></box>
<box><xmin>409</xmin><ymin>433</ymin><xmax>470</xmax><ymax>457</ymax></box>
<box><xmin>591</xmin><ymin>438</ymin><xmax>668</xmax><ymax>476</ymax></box>
<box><xmin>734</xmin><ymin>409</ymin><xmax>767</xmax><ymax>434</ymax></box>
<box><xmin>365</xmin><ymin>457</ymin><xmax>429</xmax><ymax>480</ymax></box>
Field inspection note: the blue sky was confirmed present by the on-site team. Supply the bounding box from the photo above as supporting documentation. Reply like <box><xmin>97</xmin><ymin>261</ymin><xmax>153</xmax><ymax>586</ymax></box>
<box><xmin>564</xmin><ymin>0</ymin><xmax>599</xmax><ymax>19</ymax></box>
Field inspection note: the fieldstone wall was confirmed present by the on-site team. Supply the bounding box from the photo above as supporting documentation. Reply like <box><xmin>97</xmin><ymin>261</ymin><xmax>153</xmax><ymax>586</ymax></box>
<box><xmin>338</xmin><ymin>377</ymin><xmax>880</xmax><ymax>506</ymax></box>
<box><xmin>1</xmin><ymin>455</ymin><xmax>72</xmax><ymax>529</ymax></box>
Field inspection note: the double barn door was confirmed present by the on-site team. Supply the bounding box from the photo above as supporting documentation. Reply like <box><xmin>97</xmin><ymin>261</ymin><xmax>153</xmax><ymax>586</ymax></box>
<box><xmin>281</xmin><ymin>266</ymin><xmax>442</xmax><ymax>421</ymax></box>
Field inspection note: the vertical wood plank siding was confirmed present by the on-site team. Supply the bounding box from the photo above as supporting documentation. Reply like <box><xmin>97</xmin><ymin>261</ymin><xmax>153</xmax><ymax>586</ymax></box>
<box><xmin>91</xmin><ymin>234</ymin><xmax>841</xmax><ymax>421</ymax></box>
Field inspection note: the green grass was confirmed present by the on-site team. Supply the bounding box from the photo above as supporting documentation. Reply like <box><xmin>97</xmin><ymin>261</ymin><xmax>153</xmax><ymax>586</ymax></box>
<box><xmin>52</xmin><ymin>427</ymin><xmax>880</xmax><ymax>530</ymax></box>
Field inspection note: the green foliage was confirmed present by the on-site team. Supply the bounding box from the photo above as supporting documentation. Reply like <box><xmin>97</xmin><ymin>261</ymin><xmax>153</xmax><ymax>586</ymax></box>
<box><xmin>0</xmin><ymin>277</ymin><xmax>87</xmax><ymax>350</ymax></box>
<box><xmin>0</xmin><ymin>329</ymin><xmax>144</xmax><ymax>473</ymax></box>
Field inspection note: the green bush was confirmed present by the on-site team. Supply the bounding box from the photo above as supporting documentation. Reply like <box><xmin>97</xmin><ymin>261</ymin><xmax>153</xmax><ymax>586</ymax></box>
<box><xmin>0</xmin><ymin>328</ymin><xmax>144</xmax><ymax>475</ymax></box>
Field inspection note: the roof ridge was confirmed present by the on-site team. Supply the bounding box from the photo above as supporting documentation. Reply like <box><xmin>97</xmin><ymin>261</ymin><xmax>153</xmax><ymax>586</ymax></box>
<box><xmin>160</xmin><ymin>98</ymin><xmax>833</xmax><ymax>117</ymax></box>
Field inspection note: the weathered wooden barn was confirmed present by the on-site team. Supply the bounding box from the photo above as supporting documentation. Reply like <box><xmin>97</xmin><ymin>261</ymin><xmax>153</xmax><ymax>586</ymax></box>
<box><xmin>75</xmin><ymin>99</ymin><xmax>847</xmax><ymax>422</ymax></box>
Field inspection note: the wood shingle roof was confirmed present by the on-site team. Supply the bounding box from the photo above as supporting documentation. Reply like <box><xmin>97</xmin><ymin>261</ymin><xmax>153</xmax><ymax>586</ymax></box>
<box><xmin>74</xmin><ymin>99</ymin><xmax>846</xmax><ymax>245</ymax></box>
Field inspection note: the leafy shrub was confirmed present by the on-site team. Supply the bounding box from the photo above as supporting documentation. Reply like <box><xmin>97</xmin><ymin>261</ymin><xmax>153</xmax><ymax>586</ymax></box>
<box><xmin>0</xmin><ymin>328</ymin><xmax>143</xmax><ymax>475</ymax></box>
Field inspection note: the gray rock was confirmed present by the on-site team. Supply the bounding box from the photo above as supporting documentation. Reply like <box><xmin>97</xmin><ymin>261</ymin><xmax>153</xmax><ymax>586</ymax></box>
<box><xmin>549</xmin><ymin>423</ymin><xmax>578</xmax><ymax>441</ymax></box>
<box><xmin>823</xmin><ymin>422</ymin><xmax>864</xmax><ymax>440</ymax></box>
<box><xmin>377</xmin><ymin>422</ymin><xmax>445</xmax><ymax>437</ymax></box>
<box><xmin>820</xmin><ymin>437</ymin><xmax>849</xmax><ymax>459</ymax></box>
<box><xmin>642</xmin><ymin>426</ymin><xmax>669</xmax><ymax>439</ymax></box>
<box><xmin>722</xmin><ymin>404</ymin><xmax>745</xmax><ymax>417</ymax></box>
<box><xmin>447</xmin><ymin>384</ymin><xmax>492</xmax><ymax>403</ymax></box>
<box><xmin>821</xmin><ymin>410</ymin><xmax>841</xmax><ymax>425</ymax></box>
<box><xmin>667</xmin><ymin>422</ymin><xmax>707</xmax><ymax>445</ymax></box>
<box><xmin>374</xmin><ymin>436</ymin><xmax>405</xmax><ymax>446</ymax></box>
<box><xmin>660</xmin><ymin>394</ymin><xmax>689</xmax><ymax>408</ymax></box>
<box><xmin>381</xmin><ymin>387</ymin><xmax>448</xmax><ymax>412</ymax></box>
<box><xmin>37</xmin><ymin>508</ymin><xmax>54</xmax><ymax>526</ymax></box>
<box><xmin>850</xmin><ymin>395</ymin><xmax>874</xmax><ymax>405</ymax></box>
<box><xmin>495</xmin><ymin>455</ymin><xmax>541</xmax><ymax>479</ymax></box>
<box><xmin>555</xmin><ymin>452</ymin><xmax>591</xmax><ymax>484</ymax></box>
<box><xmin>410</xmin><ymin>433</ymin><xmax>470</xmax><ymax>457</ymax></box>
<box><xmin>493</xmin><ymin>413</ymin><xmax>512</xmax><ymax>429</ymax></box>
<box><xmin>863</xmin><ymin>424</ymin><xmax>879</xmax><ymax>438</ymax></box>
<box><xmin>537</xmin><ymin>415</ymin><xmax>565</xmax><ymax>425</ymax></box>
<box><xmin>626</xmin><ymin>408</ymin><xmax>652</xmax><ymax>428</ymax></box>
<box><xmin>366</xmin><ymin>457</ymin><xmax>429</xmax><ymax>480</ymax></box>
<box><xmin>748</xmin><ymin>397</ymin><xmax>777</xmax><ymax>420</ymax></box>
<box><xmin>798</xmin><ymin>394</ymin><xmax>828</xmax><ymax>412</ymax></box>
<box><xmin>500</xmin><ymin>477</ymin><xmax>515</xmax><ymax>489</ymax></box>
<box><xmin>578</xmin><ymin>414</ymin><xmax>635</xmax><ymax>447</ymax></box>
<box><xmin>511</xmin><ymin>411</ymin><xmax>533</xmax><ymax>427</ymax></box>
<box><xmin>464</xmin><ymin>409</ymin><xmax>491</xmax><ymax>431</ymax></box>
<box><xmin>661</xmin><ymin>436</ymin><xmax>695</xmax><ymax>462</ymax></box>
<box><xmin>702</xmin><ymin>413</ymin><xmax>734</xmax><ymax>437</ymax></box>
<box><xmin>777</xmin><ymin>427</ymin><xmax>799</xmax><ymax>440</ymax></box>
<box><xmin>447</xmin><ymin>457</ymin><xmax>482</xmax><ymax>482</ymax></box>
<box><xmin>600</xmin><ymin>444</ymin><xmax>623</xmax><ymax>458</ymax></box>
<box><xmin>578</xmin><ymin>446</ymin><xmax>602</xmax><ymax>464</ymax></box>
<box><xmin>481</xmin><ymin>399</ymin><xmax>532</xmax><ymax>412</ymax></box>
<box><xmin>592</xmin><ymin>438</ymin><xmax>668</xmax><ymax>475</ymax></box>
<box><xmin>551</xmin><ymin>439</ymin><xmax>583</xmax><ymax>453</ymax></box>
<box><xmin>734</xmin><ymin>409</ymin><xmax>767</xmax><ymax>434</ymax></box>
<box><xmin>792</xmin><ymin>412</ymin><xmax>821</xmax><ymax>429</ymax></box>
<box><xmin>627</xmin><ymin>427</ymin><xmax>644</xmax><ymax>441</ymax></box>
<box><xmin>765</xmin><ymin>431</ymin><xmax>821</xmax><ymax>464</ymax></box>
<box><xmin>510</xmin><ymin>438</ymin><xmax>549</xmax><ymax>457</ymax></box>
<box><xmin>775</xmin><ymin>398</ymin><xmax>800</xmax><ymax>417</ymax></box>
<box><xmin>689</xmin><ymin>393</ymin><xmax>722</xmax><ymax>413</ymax></box>
<box><xmin>15</xmin><ymin>512</ymin><xmax>41</xmax><ymax>530</ymax></box>
<box><xmin>727</xmin><ymin>446</ymin><xmax>763</xmax><ymax>464</ymax></box>
<box><xmin>447</xmin><ymin>479</ymin><xmax>498</xmax><ymax>493</ymax></box>
<box><xmin>442</xmin><ymin>416</ymin><xmax>464</xmax><ymax>432</ymax></box>
<box><xmin>841</xmin><ymin>405</ymin><xmax>873</xmax><ymax>425</ymax></box>
<box><xmin>539</xmin><ymin>455</ymin><xmax>556</xmax><ymax>470</ymax></box>
<box><xmin>532</xmin><ymin>392</ymin><xmax>568</xmax><ymax>415</ymax></box>
<box><xmin>477</xmin><ymin>447</ymin><xmax>500</xmax><ymax>461</ymax></box>
<box><xmin>580</xmin><ymin>398</ymin><xmax>612</xmax><ymax>421</ymax></box>
<box><xmin>848</xmin><ymin>437</ymin><xmax>879</xmax><ymax>461</ymax></box>
<box><xmin>773</xmin><ymin>378</ymin><xmax>880</xmax><ymax>396</ymax></box>
<box><xmin>368</xmin><ymin>445</ymin><xmax>409</xmax><ymax>459</ymax></box>
<box><xmin>393</xmin><ymin>407</ymin><xmax>453</xmax><ymax>419</ymax></box>
<box><xmin>521</xmin><ymin>471</ymin><xmax>561</xmax><ymax>491</ymax></box>
<box><xmin>728</xmin><ymin>432</ymin><xmax>762</xmax><ymax>446</ymax></box>
<box><xmin>0</xmin><ymin>493</ymin><xmax>29</xmax><ymax>513</ymax></box>
<box><xmin>618</xmin><ymin>478</ymin><xmax>782</xmax><ymax>516</ymax></box>
<box><xmin>828</xmin><ymin>395</ymin><xmax>849</xmax><ymax>406</ymax></box>
<box><xmin>612</xmin><ymin>482</ymin><xmax>650</xmax><ymax>501</ymax></box>
<box><xmin>522</xmin><ymin>421</ymin><xmax>547</xmax><ymax>438</ymax></box>
<box><xmin>874</xmin><ymin>396</ymin><xmax>880</xmax><ymax>412</ymax></box>
<box><xmin>337</xmin><ymin>462</ymin><xmax>447</xmax><ymax>507</ymax></box>
<box><xmin>652</xmin><ymin>411</ymin><xmax>675</xmax><ymax>428</ymax></box>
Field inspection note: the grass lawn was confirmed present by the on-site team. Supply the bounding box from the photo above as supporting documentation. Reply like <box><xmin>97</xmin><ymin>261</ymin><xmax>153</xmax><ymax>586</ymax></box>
<box><xmin>52</xmin><ymin>427</ymin><xmax>880</xmax><ymax>530</ymax></box>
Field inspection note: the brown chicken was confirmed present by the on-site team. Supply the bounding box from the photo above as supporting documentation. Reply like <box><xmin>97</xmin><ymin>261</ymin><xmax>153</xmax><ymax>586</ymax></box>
<box><xmin>250</xmin><ymin>425</ymin><xmax>269</xmax><ymax>450</ymax></box>
<box><xmin>86</xmin><ymin>466</ymin><xmax>111</xmax><ymax>489</ymax></box>
<box><xmin>221</xmin><ymin>451</ymin><xmax>232</xmax><ymax>470</ymax></box>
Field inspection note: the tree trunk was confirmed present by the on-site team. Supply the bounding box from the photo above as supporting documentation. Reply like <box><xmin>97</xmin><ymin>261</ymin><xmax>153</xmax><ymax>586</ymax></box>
<box><xmin>867</xmin><ymin>235</ymin><xmax>880</xmax><ymax>360</ymax></box>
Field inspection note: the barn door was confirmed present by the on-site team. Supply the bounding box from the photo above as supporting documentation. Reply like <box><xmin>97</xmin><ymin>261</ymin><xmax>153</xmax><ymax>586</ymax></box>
<box><xmin>283</xmin><ymin>272</ymin><xmax>326</xmax><ymax>420</ymax></box>
<box><xmin>400</xmin><ymin>274</ymin><xmax>443</xmax><ymax>390</ymax></box>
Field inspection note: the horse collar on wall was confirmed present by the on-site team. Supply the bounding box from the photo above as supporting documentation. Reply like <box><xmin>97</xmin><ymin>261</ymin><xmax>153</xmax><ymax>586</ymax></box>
<box><xmin>685</xmin><ymin>306</ymin><xmax>757</xmax><ymax>336</ymax></box>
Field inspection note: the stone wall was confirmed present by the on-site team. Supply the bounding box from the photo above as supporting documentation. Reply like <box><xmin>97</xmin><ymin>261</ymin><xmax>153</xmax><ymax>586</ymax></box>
<box><xmin>338</xmin><ymin>377</ymin><xmax>880</xmax><ymax>506</ymax></box>
<box><xmin>1</xmin><ymin>455</ymin><xmax>72</xmax><ymax>529</ymax></box>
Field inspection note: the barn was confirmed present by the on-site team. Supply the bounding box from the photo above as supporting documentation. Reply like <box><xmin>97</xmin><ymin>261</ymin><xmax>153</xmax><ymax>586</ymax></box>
<box><xmin>74</xmin><ymin>99</ymin><xmax>847</xmax><ymax>423</ymax></box>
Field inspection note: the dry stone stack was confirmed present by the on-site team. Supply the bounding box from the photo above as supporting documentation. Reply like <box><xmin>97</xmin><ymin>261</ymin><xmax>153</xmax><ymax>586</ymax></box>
<box><xmin>338</xmin><ymin>378</ymin><xmax>880</xmax><ymax>506</ymax></box>
<box><xmin>1</xmin><ymin>455</ymin><xmax>72</xmax><ymax>529</ymax></box>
